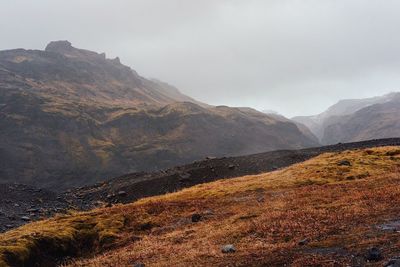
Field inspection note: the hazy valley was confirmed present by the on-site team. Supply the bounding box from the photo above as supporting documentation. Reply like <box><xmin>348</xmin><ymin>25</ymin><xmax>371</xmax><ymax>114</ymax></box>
<box><xmin>0</xmin><ymin>41</ymin><xmax>318</xmax><ymax>190</ymax></box>
<box><xmin>2</xmin><ymin>3</ymin><xmax>400</xmax><ymax>265</ymax></box>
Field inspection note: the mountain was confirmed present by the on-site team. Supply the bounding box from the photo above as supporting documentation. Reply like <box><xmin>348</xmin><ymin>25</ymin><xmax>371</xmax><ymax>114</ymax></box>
<box><xmin>0</xmin><ymin>41</ymin><xmax>318</xmax><ymax>189</ymax></box>
<box><xmin>322</xmin><ymin>94</ymin><xmax>400</xmax><ymax>144</ymax></box>
<box><xmin>262</xmin><ymin>111</ymin><xmax>319</xmax><ymax>144</ymax></box>
<box><xmin>292</xmin><ymin>92</ymin><xmax>400</xmax><ymax>144</ymax></box>
<box><xmin>0</xmin><ymin>40</ymin><xmax>199</xmax><ymax>106</ymax></box>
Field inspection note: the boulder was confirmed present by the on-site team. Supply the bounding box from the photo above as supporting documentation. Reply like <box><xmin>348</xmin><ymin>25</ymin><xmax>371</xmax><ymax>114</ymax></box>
<box><xmin>337</xmin><ymin>160</ymin><xmax>351</xmax><ymax>166</ymax></box>
<box><xmin>366</xmin><ymin>247</ymin><xmax>382</xmax><ymax>261</ymax></box>
<box><xmin>191</xmin><ymin>213</ymin><xmax>201</xmax><ymax>223</ymax></box>
<box><xmin>221</xmin><ymin>244</ymin><xmax>236</xmax><ymax>253</ymax></box>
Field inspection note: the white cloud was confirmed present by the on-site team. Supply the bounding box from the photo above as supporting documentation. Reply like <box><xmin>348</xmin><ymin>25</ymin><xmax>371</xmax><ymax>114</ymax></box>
<box><xmin>1</xmin><ymin>0</ymin><xmax>400</xmax><ymax>116</ymax></box>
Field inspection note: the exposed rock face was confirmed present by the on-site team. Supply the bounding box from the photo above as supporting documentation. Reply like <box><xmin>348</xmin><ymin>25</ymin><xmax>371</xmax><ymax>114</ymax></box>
<box><xmin>0</xmin><ymin>41</ymin><xmax>319</xmax><ymax>190</ymax></box>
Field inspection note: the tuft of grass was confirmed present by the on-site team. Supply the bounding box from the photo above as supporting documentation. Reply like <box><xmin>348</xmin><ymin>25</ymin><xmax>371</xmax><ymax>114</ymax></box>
<box><xmin>0</xmin><ymin>212</ymin><xmax>125</xmax><ymax>266</ymax></box>
<box><xmin>386</xmin><ymin>149</ymin><xmax>400</xmax><ymax>156</ymax></box>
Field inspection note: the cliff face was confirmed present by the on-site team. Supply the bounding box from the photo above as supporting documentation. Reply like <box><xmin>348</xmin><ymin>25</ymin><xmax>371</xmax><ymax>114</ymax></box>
<box><xmin>0</xmin><ymin>41</ymin><xmax>319</xmax><ymax>190</ymax></box>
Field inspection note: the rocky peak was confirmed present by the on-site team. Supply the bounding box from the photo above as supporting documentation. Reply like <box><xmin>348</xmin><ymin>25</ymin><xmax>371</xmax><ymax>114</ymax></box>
<box><xmin>44</xmin><ymin>40</ymin><xmax>105</xmax><ymax>61</ymax></box>
<box><xmin>45</xmin><ymin>40</ymin><xmax>73</xmax><ymax>53</ymax></box>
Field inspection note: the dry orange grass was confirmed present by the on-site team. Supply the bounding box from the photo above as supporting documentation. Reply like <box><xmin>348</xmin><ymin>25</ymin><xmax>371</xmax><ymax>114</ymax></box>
<box><xmin>2</xmin><ymin>147</ymin><xmax>400</xmax><ymax>266</ymax></box>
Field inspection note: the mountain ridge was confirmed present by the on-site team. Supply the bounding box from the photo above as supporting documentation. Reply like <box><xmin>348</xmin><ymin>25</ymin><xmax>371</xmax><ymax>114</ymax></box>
<box><xmin>0</xmin><ymin>41</ymin><xmax>318</xmax><ymax>189</ymax></box>
<box><xmin>292</xmin><ymin>92</ymin><xmax>400</xmax><ymax>143</ymax></box>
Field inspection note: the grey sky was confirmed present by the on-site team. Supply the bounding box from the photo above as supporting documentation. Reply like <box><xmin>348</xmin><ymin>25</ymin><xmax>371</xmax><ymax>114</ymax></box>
<box><xmin>1</xmin><ymin>0</ymin><xmax>400</xmax><ymax>117</ymax></box>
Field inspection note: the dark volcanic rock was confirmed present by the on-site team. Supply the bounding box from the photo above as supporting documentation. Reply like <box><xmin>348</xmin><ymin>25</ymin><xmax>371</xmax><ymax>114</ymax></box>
<box><xmin>298</xmin><ymin>238</ymin><xmax>310</xmax><ymax>246</ymax></box>
<box><xmin>366</xmin><ymin>247</ymin><xmax>383</xmax><ymax>261</ymax></box>
<box><xmin>191</xmin><ymin>213</ymin><xmax>202</xmax><ymax>223</ymax></box>
<box><xmin>386</xmin><ymin>258</ymin><xmax>400</xmax><ymax>267</ymax></box>
<box><xmin>20</xmin><ymin>216</ymin><xmax>31</xmax><ymax>221</ymax></box>
<box><xmin>117</xmin><ymin>191</ymin><xmax>127</xmax><ymax>197</ymax></box>
<box><xmin>0</xmin><ymin>183</ymin><xmax>70</xmax><ymax>232</ymax></box>
<box><xmin>337</xmin><ymin>160</ymin><xmax>351</xmax><ymax>166</ymax></box>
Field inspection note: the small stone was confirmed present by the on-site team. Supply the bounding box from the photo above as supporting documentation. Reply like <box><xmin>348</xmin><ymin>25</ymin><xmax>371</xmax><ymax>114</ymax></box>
<box><xmin>221</xmin><ymin>244</ymin><xmax>236</xmax><ymax>253</ymax></box>
<box><xmin>366</xmin><ymin>247</ymin><xmax>382</xmax><ymax>261</ymax></box>
<box><xmin>191</xmin><ymin>213</ymin><xmax>201</xmax><ymax>223</ymax></box>
<box><xmin>20</xmin><ymin>216</ymin><xmax>31</xmax><ymax>221</ymax></box>
<box><xmin>203</xmin><ymin>210</ymin><xmax>214</xmax><ymax>216</ymax></box>
<box><xmin>13</xmin><ymin>203</ymin><xmax>20</xmax><ymax>207</ymax></box>
<box><xmin>228</xmin><ymin>164</ymin><xmax>236</xmax><ymax>170</ymax></box>
<box><xmin>117</xmin><ymin>191</ymin><xmax>127</xmax><ymax>196</ymax></box>
<box><xmin>337</xmin><ymin>160</ymin><xmax>351</xmax><ymax>166</ymax></box>
<box><xmin>133</xmin><ymin>263</ymin><xmax>145</xmax><ymax>267</ymax></box>
<box><xmin>27</xmin><ymin>208</ymin><xmax>39</xmax><ymax>213</ymax></box>
<box><xmin>298</xmin><ymin>238</ymin><xmax>309</xmax><ymax>246</ymax></box>
<box><xmin>179</xmin><ymin>173</ymin><xmax>191</xmax><ymax>179</ymax></box>
<box><xmin>386</xmin><ymin>258</ymin><xmax>400</xmax><ymax>267</ymax></box>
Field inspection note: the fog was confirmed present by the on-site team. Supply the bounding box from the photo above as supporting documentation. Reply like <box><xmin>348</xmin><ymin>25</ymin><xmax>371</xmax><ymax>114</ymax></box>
<box><xmin>1</xmin><ymin>0</ymin><xmax>400</xmax><ymax>117</ymax></box>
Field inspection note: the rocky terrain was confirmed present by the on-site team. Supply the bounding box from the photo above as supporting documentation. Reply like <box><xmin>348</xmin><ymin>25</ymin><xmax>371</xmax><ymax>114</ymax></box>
<box><xmin>2</xmin><ymin>143</ymin><xmax>400</xmax><ymax>266</ymax></box>
<box><xmin>0</xmin><ymin>184</ymin><xmax>69</xmax><ymax>232</ymax></box>
<box><xmin>2</xmin><ymin>138</ymin><xmax>400</xmax><ymax>233</ymax></box>
<box><xmin>0</xmin><ymin>41</ymin><xmax>318</xmax><ymax>190</ymax></box>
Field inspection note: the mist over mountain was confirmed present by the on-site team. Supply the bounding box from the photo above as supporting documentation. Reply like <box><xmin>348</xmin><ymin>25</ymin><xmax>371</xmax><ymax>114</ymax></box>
<box><xmin>292</xmin><ymin>92</ymin><xmax>400</xmax><ymax>144</ymax></box>
<box><xmin>0</xmin><ymin>41</ymin><xmax>318</xmax><ymax>189</ymax></box>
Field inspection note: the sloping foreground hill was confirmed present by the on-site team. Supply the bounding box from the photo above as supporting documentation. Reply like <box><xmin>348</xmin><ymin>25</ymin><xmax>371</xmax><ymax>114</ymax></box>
<box><xmin>2</xmin><ymin>147</ymin><xmax>400</xmax><ymax>266</ymax></box>
<box><xmin>0</xmin><ymin>41</ymin><xmax>318</xmax><ymax>189</ymax></box>
<box><xmin>1</xmin><ymin>138</ymin><xmax>399</xmax><ymax>233</ymax></box>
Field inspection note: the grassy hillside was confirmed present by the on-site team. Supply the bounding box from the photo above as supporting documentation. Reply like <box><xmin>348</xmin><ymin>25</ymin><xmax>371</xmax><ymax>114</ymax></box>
<box><xmin>2</xmin><ymin>146</ymin><xmax>400</xmax><ymax>266</ymax></box>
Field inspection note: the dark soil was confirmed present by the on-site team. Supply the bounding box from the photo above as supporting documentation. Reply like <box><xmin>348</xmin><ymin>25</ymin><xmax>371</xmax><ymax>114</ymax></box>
<box><xmin>0</xmin><ymin>184</ymin><xmax>70</xmax><ymax>232</ymax></box>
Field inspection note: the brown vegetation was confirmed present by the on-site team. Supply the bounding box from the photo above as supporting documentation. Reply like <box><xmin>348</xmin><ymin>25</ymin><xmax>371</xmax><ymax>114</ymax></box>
<box><xmin>2</xmin><ymin>146</ymin><xmax>400</xmax><ymax>266</ymax></box>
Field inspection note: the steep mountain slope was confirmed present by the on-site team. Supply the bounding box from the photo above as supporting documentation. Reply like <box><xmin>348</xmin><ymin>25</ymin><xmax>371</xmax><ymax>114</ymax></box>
<box><xmin>0</xmin><ymin>40</ymin><xmax>199</xmax><ymax>106</ymax></box>
<box><xmin>0</xmin><ymin>41</ymin><xmax>318</xmax><ymax>189</ymax></box>
<box><xmin>263</xmin><ymin>112</ymin><xmax>319</xmax><ymax>144</ymax></box>
<box><xmin>322</xmin><ymin>95</ymin><xmax>400</xmax><ymax>144</ymax></box>
<box><xmin>1</xmin><ymin>146</ymin><xmax>400</xmax><ymax>266</ymax></box>
<box><xmin>292</xmin><ymin>92</ymin><xmax>400</xmax><ymax>142</ymax></box>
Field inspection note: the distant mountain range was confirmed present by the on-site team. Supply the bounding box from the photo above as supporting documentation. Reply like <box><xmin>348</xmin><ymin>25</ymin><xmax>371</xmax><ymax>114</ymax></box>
<box><xmin>292</xmin><ymin>92</ymin><xmax>400</xmax><ymax>144</ymax></box>
<box><xmin>0</xmin><ymin>41</ymin><xmax>318</xmax><ymax>189</ymax></box>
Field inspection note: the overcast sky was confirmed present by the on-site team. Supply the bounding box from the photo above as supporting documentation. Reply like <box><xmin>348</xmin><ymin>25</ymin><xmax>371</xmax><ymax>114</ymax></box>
<box><xmin>1</xmin><ymin>0</ymin><xmax>400</xmax><ymax>117</ymax></box>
